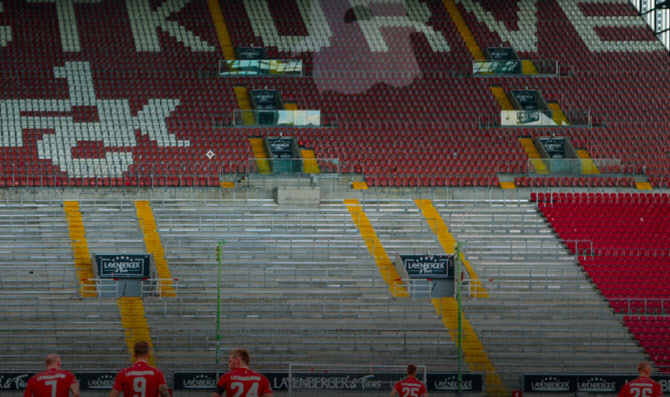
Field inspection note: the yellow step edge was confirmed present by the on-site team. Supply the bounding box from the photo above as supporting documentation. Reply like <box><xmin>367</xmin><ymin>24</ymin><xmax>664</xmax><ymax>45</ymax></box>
<box><xmin>442</xmin><ymin>0</ymin><xmax>485</xmax><ymax>60</ymax></box>
<box><xmin>249</xmin><ymin>137</ymin><xmax>272</xmax><ymax>174</ymax></box>
<box><xmin>117</xmin><ymin>297</ymin><xmax>156</xmax><ymax>367</ymax></box>
<box><xmin>63</xmin><ymin>201</ymin><xmax>96</xmax><ymax>297</ymax></box>
<box><xmin>284</xmin><ymin>102</ymin><xmax>298</xmax><ymax>111</ymax></box>
<box><xmin>300</xmin><ymin>149</ymin><xmax>321</xmax><ymax>174</ymax></box>
<box><xmin>500</xmin><ymin>181</ymin><xmax>516</xmax><ymax>189</ymax></box>
<box><xmin>636</xmin><ymin>182</ymin><xmax>652</xmax><ymax>190</ymax></box>
<box><xmin>134</xmin><ymin>201</ymin><xmax>175</xmax><ymax>297</ymax></box>
<box><xmin>344</xmin><ymin>200</ymin><xmax>407</xmax><ymax>297</ymax></box>
<box><xmin>519</xmin><ymin>138</ymin><xmax>549</xmax><ymax>174</ymax></box>
<box><xmin>576</xmin><ymin>149</ymin><xmax>600</xmax><ymax>175</ymax></box>
<box><xmin>415</xmin><ymin>200</ymin><xmax>489</xmax><ymax>298</ymax></box>
<box><xmin>490</xmin><ymin>86</ymin><xmax>514</xmax><ymax>111</ymax></box>
<box><xmin>547</xmin><ymin>102</ymin><xmax>569</xmax><ymax>126</ymax></box>
<box><xmin>521</xmin><ymin>59</ymin><xmax>539</xmax><ymax>75</ymax></box>
<box><xmin>233</xmin><ymin>86</ymin><xmax>256</xmax><ymax>126</ymax></box>
<box><xmin>207</xmin><ymin>0</ymin><xmax>236</xmax><ymax>60</ymax></box>
<box><xmin>432</xmin><ymin>297</ymin><xmax>507</xmax><ymax>394</ymax></box>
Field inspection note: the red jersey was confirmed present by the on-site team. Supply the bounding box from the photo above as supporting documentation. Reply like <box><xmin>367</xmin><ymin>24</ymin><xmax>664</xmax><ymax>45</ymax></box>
<box><xmin>619</xmin><ymin>376</ymin><xmax>663</xmax><ymax>397</ymax></box>
<box><xmin>216</xmin><ymin>368</ymin><xmax>273</xmax><ymax>397</ymax></box>
<box><xmin>112</xmin><ymin>361</ymin><xmax>167</xmax><ymax>397</ymax></box>
<box><xmin>24</xmin><ymin>368</ymin><xmax>78</xmax><ymax>397</ymax></box>
<box><xmin>393</xmin><ymin>376</ymin><xmax>428</xmax><ymax>397</ymax></box>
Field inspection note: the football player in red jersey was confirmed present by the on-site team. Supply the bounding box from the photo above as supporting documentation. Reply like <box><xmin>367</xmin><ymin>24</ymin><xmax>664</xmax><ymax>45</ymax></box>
<box><xmin>618</xmin><ymin>362</ymin><xmax>663</xmax><ymax>397</ymax></box>
<box><xmin>390</xmin><ymin>364</ymin><xmax>428</xmax><ymax>397</ymax></box>
<box><xmin>212</xmin><ymin>348</ymin><xmax>273</xmax><ymax>397</ymax></box>
<box><xmin>109</xmin><ymin>341</ymin><xmax>170</xmax><ymax>397</ymax></box>
<box><xmin>24</xmin><ymin>354</ymin><xmax>80</xmax><ymax>397</ymax></box>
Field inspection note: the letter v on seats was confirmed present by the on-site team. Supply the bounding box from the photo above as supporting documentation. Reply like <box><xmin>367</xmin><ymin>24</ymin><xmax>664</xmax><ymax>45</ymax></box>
<box><xmin>456</xmin><ymin>0</ymin><xmax>538</xmax><ymax>53</ymax></box>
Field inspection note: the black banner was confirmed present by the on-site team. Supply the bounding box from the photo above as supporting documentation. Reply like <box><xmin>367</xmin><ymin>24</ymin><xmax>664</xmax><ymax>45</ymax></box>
<box><xmin>488</xmin><ymin>47</ymin><xmax>517</xmax><ymax>61</ymax></box>
<box><xmin>95</xmin><ymin>254</ymin><xmax>151</xmax><ymax>278</ymax></box>
<box><xmin>401</xmin><ymin>255</ymin><xmax>454</xmax><ymax>279</ymax></box>
<box><xmin>173</xmin><ymin>372</ymin><xmax>217</xmax><ymax>389</ymax></box>
<box><xmin>173</xmin><ymin>372</ymin><xmax>479</xmax><ymax>392</ymax></box>
<box><xmin>235</xmin><ymin>47</ymin><xmax>267</xmax><ymax>60</ymax></box>
<box><xmin>251</xmin><ymin>89</ymin><xmax>279</xmax><ymax>110</ymax></box>
<box><xmin>0</xmin><ymin>372</ymin><xmax>117</xmax><ymax>391</ymax></box>
<box><xmin>539</xmin><ymin>137</ymin><xmax>565</xmax><ymax>159</ymax></box>
<box><xmin>524</xmin><ymin>375</ymin><xmax>670</xmax><ymax>393</ymax></box>
<box><xmin>512</xmin><ymin>89</ymin><xmax>538</xmax><ymax>110</ymax></box>
<box><xmin>75</xmin><ymin>373</ymin><xmax>117</xmax><ymax>390</ymax></box>
<box><xmin>267</xmin><ymin>137</ymin><xmax>293</xmax><ymax>159</ymax></box>
<box><xmin>0</xmin><ymin>373</ymin><xmax>32</xmax><ymax>390</ymax></box>
<box><xmin>428</xmin><ymin>374</ymin><xmax>482</xmax><ymax>392</ymax></box>
<box><xmin>524</xmin><ymin>375</ymin><xmax>577</xmax><ymax>392</ymax></box>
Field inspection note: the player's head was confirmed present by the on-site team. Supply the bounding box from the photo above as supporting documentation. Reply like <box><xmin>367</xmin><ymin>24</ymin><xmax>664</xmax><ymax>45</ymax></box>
<box><xmin>45</xmin><ymin>354</ymin><xmax>61</xmax><ymax>369</ymax></box>
<box><xmin>228</xmin><ymin>348</ymin><xmax>250</xmax><ymax>370</ymax></box>
<box><xmin>407</xmin><ymin>364</ymin><xmax>418</xmax><ymax>377</ymax></box>
<box><xmin>133</xmin><ymin>341</ymin><xmax>151</xmax><ymax>361</ymax></box>
<box><xmin>637</xmin><ymin>361</ymin><xmax>652</xmax><ymax>377</ymax></box>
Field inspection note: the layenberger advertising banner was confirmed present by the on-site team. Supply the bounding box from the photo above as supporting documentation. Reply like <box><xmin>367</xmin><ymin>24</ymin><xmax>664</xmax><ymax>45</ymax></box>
<box><xmin>524</xmin><ymin>375</ymin><xmax>670</xmax><ymax>393</ymax></box>
<box><xmin>173</xmin><ymin>372</ymin><xmax>482</xmax><ymax>391</ymax></box>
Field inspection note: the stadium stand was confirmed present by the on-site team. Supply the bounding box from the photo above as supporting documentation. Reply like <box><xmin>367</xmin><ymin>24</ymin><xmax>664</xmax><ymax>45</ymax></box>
<box><xmin>0</xmin><ymin>201</ymin><xmax>127</xmax><ymax>372</ymax></box>
<box><xmin>0</xmin><ymin>0</ymin><xmax>669</xmax><ymax>394</ymax></box>
<box><xmin>536</xmin><ymin>192</ymin><xmax>670</xmax><ymax>372</ymax></box>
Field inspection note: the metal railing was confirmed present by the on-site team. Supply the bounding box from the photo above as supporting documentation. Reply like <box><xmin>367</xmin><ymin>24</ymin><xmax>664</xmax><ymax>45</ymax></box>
<box><xmin>462</xmin><ymin>297</ymin><xmax>615</xmax><ymax>321</ymax></box>
<box><xmin>155</xmin><ymin>213</ymin><xmax>359</xmax><ymax>234</ymax></box>
<box><xmin>232</xmin><ymin>109</ymin><xmax>323</xmax><ymax>127</ymax></box>
<box><xmin>151</xmin><ymin>327</ymin><xmax>456</xmax><ymax>354</ymax></box>
<box><xmin>460</xmin><ymin>238</ymin><xmax>573</xmax><ymax>260</ymax></box>
<box><xmin>0</xmin><ymin>268</ymin><xmax>77</xmax><ymax>290</ymax></box>
<box><xmin>478</xmin><ymin>266</ymin><xmax>591</xmax><ymax>293</ymax></box>
<box><xmin>146</xmin><ymin>295</ymin><xmax>435</xmax><ymax>321</ymax></box>
<box><xmin>0</xmin><ymin>328</ymin><xmax>129</xmax><ymax>352</ymax></box>
<box><xmin>78</xmin><ymin>278</ymin><xmax>178</xmax><ymax>297</ymax></box>
<box><xmin>526</xmin><ymin>158</ymin><xmax>632</xmax><ymax>177</ymax></box>
<box><xmin>609</xmin><ymin>297</ymin><xmax>670</xmax><ymax>315</ymax></box>
<box><xmin>477</xmin><ymin>328</ymin><xmax>634</xmax><ymax>353</ymax></box>
<box><xmin>176</xmin><ymin>267</ymin><xmax>389</xmax><ymax>290</ymax></box>
<box><xmin>0</xmin><ymin>297</ymin><xmax>117</xmax><ymax>320</ymax></box>
<box><xmin>163</xmin><ymin>238</ymin><xmax>375</xmax><ymax>261</ymax></box>
<box><xmin>473</xmin><ymin>59</ymin><xmax>560</xmax><ymax>76</ymax></box>
<box><xmin>443</xmin><ymin>212</ymin><xmax>546</xmax><ymax>234</ymax></box>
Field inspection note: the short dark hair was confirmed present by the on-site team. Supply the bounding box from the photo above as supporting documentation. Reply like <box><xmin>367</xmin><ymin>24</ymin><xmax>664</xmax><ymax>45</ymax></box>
<box><xmin>134</xmin><ymin>341</ymin><xmax>150</xmax><ymax>357</ymax></box>
<box><xmin>230</xmin><ymin>348</ymin><xmax>250</xmax><ymax>365</ymax></box>
<box><xmin>407</xmin><ymin>364</ymin><xmax>418</xmax><ymax>376</ymax></box>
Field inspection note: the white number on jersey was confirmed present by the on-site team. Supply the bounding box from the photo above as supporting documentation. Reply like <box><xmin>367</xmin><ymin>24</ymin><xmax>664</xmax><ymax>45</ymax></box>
<box><xmin>44</xmin><ymin>379</ymin><xmax>58</xmax><ymax>397</ymax></box>
<box><xmin>230</xmin><ymin>381</ymin><xmax>259</xmax><ymax>397</ymax></box>
<box><xmin>401</xmin><ymin>385</ymin><xmax>420</xmax><ymax>397</ymax></box>
<box><xmin>133</xmin><ymin>377</ymin><xmax>147</xmax><ymax>397</ymax></box>
<box><xmin>630</xmin><ymin>386</ymin><xmax>653</xmax><ymax>397</ymax></box>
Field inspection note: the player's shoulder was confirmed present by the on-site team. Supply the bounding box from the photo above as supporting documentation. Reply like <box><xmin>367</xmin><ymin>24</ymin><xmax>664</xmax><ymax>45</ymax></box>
<box><xmin>232</xmin><ymin>368</ymin><xmax>268</xmax><ymax>380</ymax></box>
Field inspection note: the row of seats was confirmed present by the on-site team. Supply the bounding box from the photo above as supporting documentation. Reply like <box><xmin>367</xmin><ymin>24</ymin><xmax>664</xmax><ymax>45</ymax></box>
<box><xmin>515</xmin><ymin>176</ymin><xmax>636</xmax><ymax>188</ymax></box>
<box><xmin>538</xmin><ymin>193</ymin><xmax>670</xmax><ymax>370</ymax></box>
<box><xmin>1</xmin><ymin>0</ymin><xmax>670</xmax><ymax>186</ymax></box>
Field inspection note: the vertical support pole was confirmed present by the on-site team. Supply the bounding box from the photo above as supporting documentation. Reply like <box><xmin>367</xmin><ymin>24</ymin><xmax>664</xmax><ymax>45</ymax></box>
<box><xmin>215</xmin><ymin>240</ymin><xmax>226</xmax><ymax>377</ymax></box>
<box><xmin>456</xmin><ymin>242</ymin><xmax>463</xmax><ymax>396</ymax></box>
